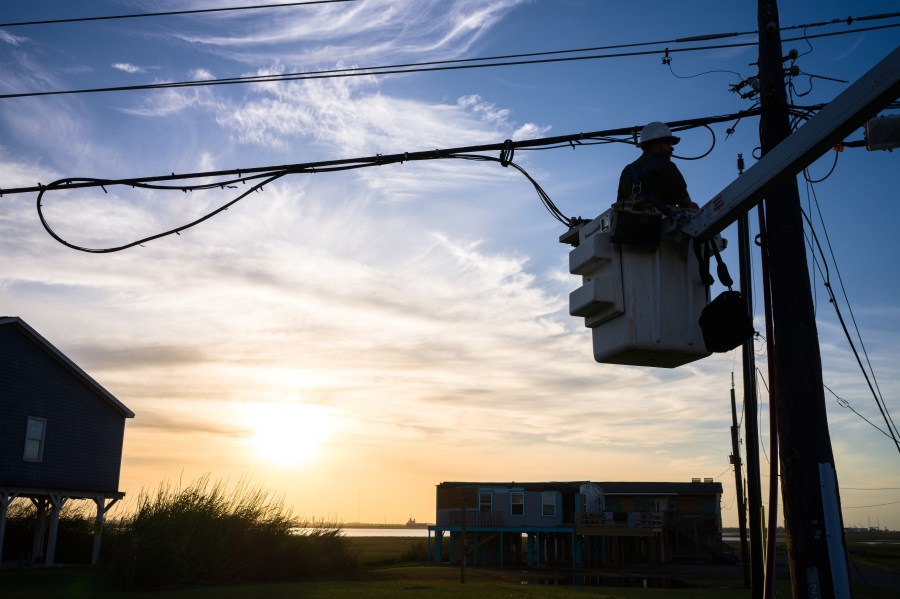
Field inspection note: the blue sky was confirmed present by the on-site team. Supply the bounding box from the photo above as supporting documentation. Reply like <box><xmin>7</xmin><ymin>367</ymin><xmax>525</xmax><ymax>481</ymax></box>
<box><xmin>1</xmin><ymin>0</ymin><xmax>898</xmax><ymax>529</ymax></box>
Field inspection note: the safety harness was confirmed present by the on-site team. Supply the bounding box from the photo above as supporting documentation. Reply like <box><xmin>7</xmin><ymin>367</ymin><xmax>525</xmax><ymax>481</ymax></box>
<box><xmin>625</xmin><ymin>156</ymin><xmax>674</xmax><ymax>216</ymax></box>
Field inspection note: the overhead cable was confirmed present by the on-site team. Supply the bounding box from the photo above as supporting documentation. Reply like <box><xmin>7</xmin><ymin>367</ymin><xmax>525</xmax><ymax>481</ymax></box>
<box><xmin>3</xmin><ymin>106</ymin><xmax>769</xmax><ymax>197</ymax></box>
<box><xmin>0</xmin><ymin>1</ymin><xmax>358</xmax><ymax>28</ymax></box>
<box><xmin>17</xmin><ymin>108</ymin><xmax>772</xmax><ymax>253</ymax></box>
<box><xmin>2</xmin><ymin>23</ymin><xmax>898</xmax><ymax>101</ymax></box>
<box><xmin>800</xmin><ymin>207</ymin><xmax>900</xmax><ymax>455</ymax></box>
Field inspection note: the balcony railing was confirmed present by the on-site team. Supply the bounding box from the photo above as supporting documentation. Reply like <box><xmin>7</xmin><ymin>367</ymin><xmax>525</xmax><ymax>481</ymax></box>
<box><xmin>575</xmin><ymin>511</ymin><xmax>665</xmax><ymax>528</ymax></box>
<box><xmin>448</xmin><ymin>510</ymin><xmax>501</xmax><ymax>527</ymax></box>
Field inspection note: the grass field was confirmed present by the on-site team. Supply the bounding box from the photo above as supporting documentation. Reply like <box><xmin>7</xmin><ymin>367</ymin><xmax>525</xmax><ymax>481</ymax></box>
<box><xmin>1</xmin><ymin>532</ymin><xmax>897</xmax><ymax>597</ymax></box>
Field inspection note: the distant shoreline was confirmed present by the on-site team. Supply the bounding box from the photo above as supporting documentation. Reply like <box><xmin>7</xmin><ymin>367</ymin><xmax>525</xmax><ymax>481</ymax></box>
<box><xmin>341</xmin><ymin>522</ymin><xmax>430</xmax><ymax>529</ymax></box>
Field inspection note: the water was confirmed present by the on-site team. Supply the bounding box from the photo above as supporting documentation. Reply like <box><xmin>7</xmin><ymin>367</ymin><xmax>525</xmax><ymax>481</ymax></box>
<box><xmin>342</xmin><ymin>528</ymin><xmax>430</xmax><ymax>537</ymax></box>
<box><xmin>859</xmin><ymin>540</ymin><xmax>900</xmax><ymax>545</ymax></box>
<box><xmin>294</xmin><ymin>527</ymin><xmax>430</xmax><ymax>537</ymax></box>
<box><xmin>524</xmin><ymin>575</ymin><xmax>696</xmax><ymax>588</ymax></box>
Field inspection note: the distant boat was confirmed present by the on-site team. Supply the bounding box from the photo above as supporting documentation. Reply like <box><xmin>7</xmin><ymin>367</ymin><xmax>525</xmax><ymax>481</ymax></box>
<box><xmin>406</xmin><ymin>517</ymin><xmax>417</xmax><ymax>527</ymax></box>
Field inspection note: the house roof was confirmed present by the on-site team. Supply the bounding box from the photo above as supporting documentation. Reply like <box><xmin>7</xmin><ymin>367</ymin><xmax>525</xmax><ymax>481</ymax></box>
<box><xmin>595</xmin><ymin>481</ymin><xmax>723</xmax><ymax>495</ymax></box>
<box><xmin>0</xmin><ymin>316</ymin><xmax>135</xmax><ymax>418</ymax></box>
<box><xmin>439</xmin><ymin>481</ymin><xmax>591</xmax><ymax>493</ymax></box>
<box><xmin>438</xmin><ymin>480</ymin><xmax>723</xmax><ymax>495</ymax></box>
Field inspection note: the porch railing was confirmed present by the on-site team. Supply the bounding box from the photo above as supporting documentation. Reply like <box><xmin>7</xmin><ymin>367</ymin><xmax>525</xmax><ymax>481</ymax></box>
<box><xmin>448</xmin><ymin>510</ymin><xmax>501</xmax><ymax>527</ymax></box>
<box><xmin>575</xmin><ymin>511</ymin><xmax>665</xmax><ymax>528</ymax></box>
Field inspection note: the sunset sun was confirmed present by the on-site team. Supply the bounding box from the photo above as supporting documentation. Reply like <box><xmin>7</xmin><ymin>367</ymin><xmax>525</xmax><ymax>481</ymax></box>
<box><xmin>247</xmin><ymin>403</ymin><xmax>332</xmax><ymax>468</ymax></box>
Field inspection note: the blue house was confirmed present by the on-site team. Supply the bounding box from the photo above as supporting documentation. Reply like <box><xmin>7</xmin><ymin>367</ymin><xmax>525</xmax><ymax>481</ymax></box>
<box><xmin>428</xmin><ymin>479</ymin><xmax>724</xmax><ymax>568</ymax></box>
<box><xmin>0</xmin><ymin>316</ymin><xmax>134</xmax><ymax>566</ymax></box>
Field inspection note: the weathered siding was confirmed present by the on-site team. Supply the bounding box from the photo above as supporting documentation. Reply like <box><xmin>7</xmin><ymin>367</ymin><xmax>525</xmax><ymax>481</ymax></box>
<box><xmin>435</xmin><ymin>485</ymin><xmax>565</xmax><ymax>528</ymax></box>
<box><xmin>0</xmin><ymin>325</ymin><xmax>126</xmax><ymax>492</ymax></box>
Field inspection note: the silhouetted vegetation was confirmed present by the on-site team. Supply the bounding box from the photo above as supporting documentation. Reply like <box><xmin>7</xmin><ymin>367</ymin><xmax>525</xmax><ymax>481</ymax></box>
<box><xmin>100</xmin><ymin>476</ymin><xmax>357</xmax><ymax>590</ymax></box>
<box><xmin>1</xmin><ymin>502</ymin><xmax>94</xmax><ymax>565</ymax></box>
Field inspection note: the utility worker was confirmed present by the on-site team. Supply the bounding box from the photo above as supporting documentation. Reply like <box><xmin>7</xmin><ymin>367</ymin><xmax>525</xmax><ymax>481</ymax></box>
<box><xmin>617</xmin><ymin>121</ymin><xmax>698</xmax><ymax>215</ymax></box>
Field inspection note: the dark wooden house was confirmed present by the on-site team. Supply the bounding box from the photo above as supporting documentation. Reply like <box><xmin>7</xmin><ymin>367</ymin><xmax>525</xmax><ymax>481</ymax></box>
<box><xmin>428</xmin><ymin>479</ymin><xmax>725</xmax><ymax>568</ymax></box>
<box><xmin>0</xmin><ymin>316</ymin><xmax>134</xmax><ymax>566</ymax></box>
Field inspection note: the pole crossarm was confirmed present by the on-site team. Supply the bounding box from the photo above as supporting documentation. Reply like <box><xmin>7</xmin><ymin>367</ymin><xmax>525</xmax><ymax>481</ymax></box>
<box><xmin>686</xmin><ymin>45</ymin><xmax>900</xmax><ymax>240</ymax></box>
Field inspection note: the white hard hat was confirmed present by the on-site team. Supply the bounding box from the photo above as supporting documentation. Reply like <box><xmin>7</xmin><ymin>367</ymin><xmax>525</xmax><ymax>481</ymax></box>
<box><xmin>639</xmin><ymin>121</ymin><xmax>680</xmax><ymax>146</ymax></box>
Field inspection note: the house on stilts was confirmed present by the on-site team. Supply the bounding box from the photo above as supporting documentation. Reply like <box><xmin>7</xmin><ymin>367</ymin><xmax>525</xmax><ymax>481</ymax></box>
<box><xmin>427</xmin><ymin>479</ymin><xmax>725</xmax><ymax>568</ymax></box>
<box><xmin>0</xmin><ymin>316</ymin><xmax>134</xmax><ymax>566</ymax></box>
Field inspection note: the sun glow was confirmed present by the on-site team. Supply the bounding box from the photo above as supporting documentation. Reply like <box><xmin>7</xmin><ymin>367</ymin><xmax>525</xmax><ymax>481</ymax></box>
<box><xmin>246</xmin><ymin>403</ymin><xmax>332</xmax><ymax>468</ymax></box>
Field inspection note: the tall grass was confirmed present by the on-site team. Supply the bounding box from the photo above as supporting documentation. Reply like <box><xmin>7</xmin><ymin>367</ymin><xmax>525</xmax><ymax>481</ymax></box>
<box><xmin>103</xmin><ymin>476</ymin><xmax>357</xmax><ymax>590</ymax></box>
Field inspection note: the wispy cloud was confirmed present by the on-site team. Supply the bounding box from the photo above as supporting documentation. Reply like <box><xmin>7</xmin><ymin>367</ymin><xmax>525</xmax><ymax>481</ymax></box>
<box><xmin>212</xmin><ymin>72</ymin><xmax>551</xmax><ymax>208</ymax></box>
<box><xmin>170</xmin><ymin>0</ymin><xmax>528</xmax><ymax>65</ymax></box>
<box><xmin>112</xmin><ymin>62</ymin><xmax>148</xmax><ymax>74</ymax></box>
<box><xmin>0</xmin><ymin>29</ymin><xmax>28</xmax><ymax>46</ymax></box>
<box><xmin>118</xmin><ymin>86</ymin><xmax>206</xmax><ymax>116</ymax></box>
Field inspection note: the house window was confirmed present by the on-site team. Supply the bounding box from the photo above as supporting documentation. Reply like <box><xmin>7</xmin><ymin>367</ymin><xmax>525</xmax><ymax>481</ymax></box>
<box><xmin>478</xmin><ymin>491</ymin><xmax>492</xmax><ymax>512</ymax></box>
<box><xmin>23</xmin><ymin>416</ymin><xmax>46</xmax><ymax>462</ymax></box>
<box><xmin>542</xmin><ymin>492</ymin><xmax>556</xmax><ymax>517</ymax></box>
<box><xmin>510</xmin><ymin>492</ymin><xmax>524</xmax><ymax>516</ymax></box>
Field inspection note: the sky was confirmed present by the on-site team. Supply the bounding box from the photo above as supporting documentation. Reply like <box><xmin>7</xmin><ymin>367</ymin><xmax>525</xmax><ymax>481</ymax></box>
<box><xmin>1</xmin><ymin>0</ymin><xmax>898</xmax><ymax>531</ymax></box>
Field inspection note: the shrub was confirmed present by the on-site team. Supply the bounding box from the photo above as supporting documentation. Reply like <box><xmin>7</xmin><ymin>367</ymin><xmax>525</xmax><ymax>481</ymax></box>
<box><xmin>102</xmin><ymin>476</ymin><xmax>357</xmax><ymax>590</ymax></box>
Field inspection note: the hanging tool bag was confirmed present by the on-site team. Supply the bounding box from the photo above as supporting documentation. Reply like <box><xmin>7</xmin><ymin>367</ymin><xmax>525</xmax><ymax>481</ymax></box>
<box><xmin>695</xmin><ymin>238</ymin><xmax>755</xmax><ymax>352</ymax></box>
<box><xmin>699</xmin><ymin>290</ymin><xmax>755</xmax><ymax>352</ymax></box>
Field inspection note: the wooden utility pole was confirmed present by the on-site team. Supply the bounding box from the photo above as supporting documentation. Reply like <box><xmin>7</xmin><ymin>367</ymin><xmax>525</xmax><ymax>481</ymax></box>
<box><xmin>756</xmin><ymin>1</ymin><xmax>850</xmax><ymax>596</ymax></box>
<box><xmin>738</xmin><ymin>209</ymin><xmax>764</xmax><ymax>598</ymax></box>
<box><xmin>730</xmin><ymin>378</ymin><xmax>751</xmax><ymax>588</ymax></box>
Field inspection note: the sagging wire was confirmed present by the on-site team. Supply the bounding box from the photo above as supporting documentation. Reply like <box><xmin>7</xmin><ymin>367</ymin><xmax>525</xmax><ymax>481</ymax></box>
<box><xmin>799</xmin><ymin>205</ymin><xmax>900</xmax><ymax>456</ymax></box>
<box><xmin>37</xmin><ymin>161</ymin><xmax>388</xmax><ymax>253</ymax></box>
<box><xmin>38</xmin><ymin>172</ymin><xmax>283</xmax><ymax>253</ymax></box>
<box><xmin>792</xmin><ymin>101</ymin><xmax>900</xmax><ymax>451</ymax></box>
<box><xmin>724</xmin><ymin>101</ymin><xmax>761</xmax><ymax>143</ymax></box>
<box><xmin>782</xmin><ymin>33</ymin><xmax>849</xmax><ymax>104</ymax></box>
<box><xmin>756</xmin><ymin>367</ymin><xmax>772</xmax><ymax>466</ymax></box>
<box><xmin>28</xmin><ymin>110</ymin><xmax>759</xmax><ymax>253</ymax></box>
<box><xmin>806</xmin><ymin>179</ymin><xmax>899</xmax><ymax>442</ymax></box>
<box><xmin>26</xmin><ymin>109</ymin><xmax>774</xmax><ymax>253</ymax></box>
<box><xmin>824</xmin><ymin>385</ymin><xmax>897</xmax><ymax>441</ymax></box>
<box><xmin>803</xmin><ymin>150</ymin><xmax>840</xmax><ymax>183</ymax></box>
<box><xmin>673</xmin><ymin>124</ymin><xmax>716</xmax><ymax>160</ymax></box>
<box><xmin>447</xmin><ymin>153</ymin><xmax>575</xmax><ymax>227</ymax></box>
<box><xmin>36</xmin><ymin>149</ymin><xmax>582</xmax><ymax>253</ymax></box>
<box><xmin>663</xmin><ymin>51</ymin><xmax>745</xmax><ymax>81</ymax></box>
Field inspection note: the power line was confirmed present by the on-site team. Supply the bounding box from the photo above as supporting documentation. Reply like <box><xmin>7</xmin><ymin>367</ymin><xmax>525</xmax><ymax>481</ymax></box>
<box><xmin>0</xmin><ymin>41</ymin><xmax>757</xmax><ymax>101</ymax></box>
<box><xmin>779</xmin><ymin>11</ymin><xmax>900</xmax><ymax>32</ymax></box>
<box><xmin>799</xmin><ymin>205</ymin><xmax>900</xmax><ymax>455</ymax></box>
<box><xmin>2</xmin><ymin>22</ymin><xmax>898</xmax><ymax>101</ymax></box>
<box><xmin>9</xmin><ymin>108</ymin><xmax>769</xmax><ymax>252</ymax></box>
<box><xmin>843</xmin><ymin>499</ymin><xmax>900</xmax><ymax>509</ymax></box>
<box><xmin>0</xmin><ymin>1</ymin><xmax>358</xmax><ymax>28</ymax></box>
<box><xmin>1</xmin><ymin>107</ymin><xmax>769</xmax><ymax>196</ymax></box>
<box><xmin>825</xmin><ymin>385</ymin><xmax>896</xmax><ymax>442</ymax></box>
<box><xmin>806</xmin><ymin>182</ymin><xmax>898</xmax><ymax>440</ymax></box>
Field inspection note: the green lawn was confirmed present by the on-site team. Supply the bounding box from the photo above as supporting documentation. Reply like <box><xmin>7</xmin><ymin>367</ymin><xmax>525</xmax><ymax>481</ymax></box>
<box><xmin>2</xmin><ymin>532</ymin><xmax>898</xmax><ymax>597</ymax></box>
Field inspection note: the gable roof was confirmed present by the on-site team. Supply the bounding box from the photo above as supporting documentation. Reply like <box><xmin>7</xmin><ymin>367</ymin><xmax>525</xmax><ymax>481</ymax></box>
<box><xmin>0</xmin><ymin>316</ymin><xmax>134</xmax><ymax>418</ymax></box>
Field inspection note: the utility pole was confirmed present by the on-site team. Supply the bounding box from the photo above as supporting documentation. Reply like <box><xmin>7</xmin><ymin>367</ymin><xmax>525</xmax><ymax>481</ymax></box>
<box><xmin>756</xmin><ymin>1</ymin><xmax>850</xmax><ymax>596</ymax></box>
<box><xmin>738</xmin><ymin>207</ymin><xmax>764</xmax><ymax>597</ymax></box>
<box><xmin>729</xmin><ymin>376</ymin><xmax>751</xmax><ymax>589</ymax></box>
